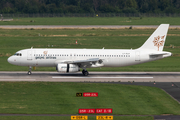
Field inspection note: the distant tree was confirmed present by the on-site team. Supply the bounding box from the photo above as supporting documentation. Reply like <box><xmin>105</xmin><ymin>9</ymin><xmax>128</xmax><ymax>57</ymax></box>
<box><xmin>82</xmin><ymin>3</ymin><xmax>95</xmax><ymax>13</ymax></box>
<box><xmin>158</xmin><ymin>0</ymin><xmax>171</xmax><ymax>11</ymax></box>
<box><xmin>0</xmin><ymin>0</ymin><xmax>180</xmax><ymax>14</ymax></box>
<box><xmin>47</xmin><ymin>3</ymin><xmax>57</xmax><ymax>13</ymax></box>
<box><xmin>100</xmin><ymin>4</ymin><xmax>121</xmax><ymax>13</ymax></box>
<box><xmin>39</xmin><ymin>4</ymin><xmax>47</xmax><ymax>13</ymax></box>
<box><xmin>93</xmin><ymin>0</ymin><xmax>99</xmax><ymax>12</ymax></box>
<box><xmin>125</xmin><ymin>0</ymin><xmax>137</xmax><ymax>9</ymax></box>
<box><xmin>123</xmin><ymin>7</ymin><xmax>138</xmax><ymax>13</ymax></box>
<box><xmin>164</xmin><ymin>6</ymin><xmax>177</xmax><ymax>13</ymax></box>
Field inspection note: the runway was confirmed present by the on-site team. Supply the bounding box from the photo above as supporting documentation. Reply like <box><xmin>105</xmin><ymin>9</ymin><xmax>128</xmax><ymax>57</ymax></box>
<box><xmin>0</xmin><ymin>71</ymin><xmax>179</xmax><ymax>82</ymax></box>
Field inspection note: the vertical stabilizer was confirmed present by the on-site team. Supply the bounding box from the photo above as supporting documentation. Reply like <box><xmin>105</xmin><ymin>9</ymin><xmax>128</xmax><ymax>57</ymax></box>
<box><xmin>138</xmin><ymin>24</ymin><xmax>169</xmax><ymax>51</ymax></box>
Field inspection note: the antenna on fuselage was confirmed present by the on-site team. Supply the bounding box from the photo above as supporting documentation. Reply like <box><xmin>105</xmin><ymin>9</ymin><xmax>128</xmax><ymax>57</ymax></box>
<box><xmin>102</xmin><ymin>47</ymin><xmax>105</xmax><ymax>49</ymax></box>
<box><xmin>31</xmin><ymin>46</ymin><xmax>33</xmax><ymax>49</ymax></box>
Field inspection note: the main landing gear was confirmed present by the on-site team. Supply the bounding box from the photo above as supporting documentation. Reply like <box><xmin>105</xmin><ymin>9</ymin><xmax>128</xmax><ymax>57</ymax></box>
<box><xmin>28</xmin><ymin>66</ymin><xmax>32</xmax><ymax>75</ymax></box>
<box><xmin>82</xmin><ymin>69</ymin><xmax>89</xmax><ymax>76</ymax></box>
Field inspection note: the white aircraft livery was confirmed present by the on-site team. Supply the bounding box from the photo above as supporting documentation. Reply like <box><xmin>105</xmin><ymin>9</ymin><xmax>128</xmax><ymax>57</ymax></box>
<box><xmin>8</xmin><ymin>24</ymin><xmax>171</xmax><ymax>76</ymax></box>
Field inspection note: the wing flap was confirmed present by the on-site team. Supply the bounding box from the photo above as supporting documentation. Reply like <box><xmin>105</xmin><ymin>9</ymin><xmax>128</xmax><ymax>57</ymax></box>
<box><xmin>64</xmin><ymin>58</ymin><xmax>100</xmax><ymax>64</ymax></box>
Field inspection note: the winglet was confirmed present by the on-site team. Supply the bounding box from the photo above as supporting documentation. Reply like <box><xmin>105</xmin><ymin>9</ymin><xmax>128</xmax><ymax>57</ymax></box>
<box><xmin>138</xmin><ymin>24</ymin><xmax>169</xmax><ymax>51</ymax></box>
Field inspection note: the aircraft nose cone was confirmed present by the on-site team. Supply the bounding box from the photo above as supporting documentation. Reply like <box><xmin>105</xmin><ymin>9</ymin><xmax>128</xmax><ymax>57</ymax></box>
<box><xmin>7</xmin><ymin>56</ymin><xmax>13</xmax><ymax>64</ymax></box>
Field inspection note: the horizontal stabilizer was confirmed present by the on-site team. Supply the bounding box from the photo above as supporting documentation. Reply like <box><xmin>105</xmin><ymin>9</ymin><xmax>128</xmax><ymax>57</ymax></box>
<box><xmin>149</xmin><ymin>53</ymin><xmax>168</xmax><ymax>56</ymax></box>
<box><xmin>149</xmin><ymin>52</ymin><xmax>172</xmax><ymax>58</ymax></box>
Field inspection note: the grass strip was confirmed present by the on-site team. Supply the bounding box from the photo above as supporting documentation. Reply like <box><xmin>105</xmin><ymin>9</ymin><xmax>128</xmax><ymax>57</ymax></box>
<box><xmin>0</xmin><ymin>82</ymin><xmax>179</xmax><ymax>115</ymax></box>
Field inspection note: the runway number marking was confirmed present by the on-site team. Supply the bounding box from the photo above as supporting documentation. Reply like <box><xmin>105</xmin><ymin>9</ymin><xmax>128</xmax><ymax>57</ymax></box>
<box><xmin>79</xmin><ymin>109</ymin><xmax>96</xmax><ymax>114</ymax></box>
<box><xmin>71</xmin><ymin>116</ymin><xmax>88</xmax><ymax>120</ymax></box>
<box><xmin>79</xmin><ymin>109</ymin><xmax>112</xmax><ymax>114</ymax></box>
<box><xmin>77</xmin><ymin>92</ymin><xmax>98</xmax><ymax>97</ymax></box>
<box><xmin>83</xmin><ymin>92</ymin><xmax>98</xmax><ymax>97</ymax></box>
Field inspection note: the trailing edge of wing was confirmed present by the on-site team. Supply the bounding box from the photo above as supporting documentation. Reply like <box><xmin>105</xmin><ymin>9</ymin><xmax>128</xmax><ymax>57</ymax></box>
<box><xmin>64</xmin><ymin>58</ymin><xmax>100</xmax><ymax>64</ymax></box>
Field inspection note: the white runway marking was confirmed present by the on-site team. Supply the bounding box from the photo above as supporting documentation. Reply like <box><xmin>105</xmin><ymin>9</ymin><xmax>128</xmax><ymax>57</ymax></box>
<box><xmin>0</xmin><ymin>79</ymin><xmax>36</xmax><ymax>81</ymax></box>
<box><xmin>0</xmin><ymin>77</ymin><xmax>17</xmax><ymax>78</ymax></box>
<box><xmin>52</xmin><ymin>77</ymin><xmax>153</xmax><ymax>79</ymax></box>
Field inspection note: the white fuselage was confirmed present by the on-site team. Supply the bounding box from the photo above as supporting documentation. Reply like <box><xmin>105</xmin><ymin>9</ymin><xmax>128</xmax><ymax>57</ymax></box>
<box><xmin>7</xmin><ymin>48</ymin><xmax>171</xmax><ymax>68</ymax></box>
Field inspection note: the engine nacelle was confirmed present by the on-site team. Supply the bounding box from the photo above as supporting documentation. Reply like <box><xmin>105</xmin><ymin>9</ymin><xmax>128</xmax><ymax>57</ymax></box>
<box><xmin>57</xmin><ymin>64</ymin><xmax>79</xmax><ymax>73</ymax></box>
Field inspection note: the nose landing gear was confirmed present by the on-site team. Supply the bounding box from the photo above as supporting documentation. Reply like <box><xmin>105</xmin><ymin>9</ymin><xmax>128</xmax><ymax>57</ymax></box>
<box><xmin>28</xmin><ymin>66</ymin><xmax>32</xmax><ymax>75</ymax></box>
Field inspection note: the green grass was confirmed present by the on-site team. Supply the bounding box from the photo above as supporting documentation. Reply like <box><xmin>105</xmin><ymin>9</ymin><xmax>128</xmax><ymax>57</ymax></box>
<box><xmin>1</xmin><ymin>17</ymin><xmax>180</xmax><ymax>25</ymax></box>
<box><xmin>0</xmin><ymin>29</ymin><xmax>179</xmax><ymax>71</ymax></box>
<box><xmin>0</xmin><ymin>116</ymin><xmax>153</xmax><ymax>120</ymax></box>
<box><xmin>0</xmin><ymin>82</ymin><xmax>179</xmax><ymax>115</ymax></box>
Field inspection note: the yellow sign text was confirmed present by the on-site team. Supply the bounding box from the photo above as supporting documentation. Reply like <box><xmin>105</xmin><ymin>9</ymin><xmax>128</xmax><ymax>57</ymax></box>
<box><xmin>96</xmin><ymin>116</ymin><xmax>113</xmax><ymax>120</ymax></box>
<box><xmin>71</xmin><ymin>116</ymin><xmax>88</xmax><ymax>120</ymax></box>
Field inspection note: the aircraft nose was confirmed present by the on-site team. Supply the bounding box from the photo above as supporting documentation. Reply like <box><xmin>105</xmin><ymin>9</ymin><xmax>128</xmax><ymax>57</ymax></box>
<box><xmin>7</xmin><ymin>56</ymin><xmax>13</xmax><ymax>64</ymax></box>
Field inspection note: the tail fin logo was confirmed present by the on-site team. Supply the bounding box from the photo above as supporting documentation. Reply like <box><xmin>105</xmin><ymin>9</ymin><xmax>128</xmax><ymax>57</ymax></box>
<box><xmin>153</xmin><ymin>35</ymin><xmax>165</xmax><ymax>51</ymax></box>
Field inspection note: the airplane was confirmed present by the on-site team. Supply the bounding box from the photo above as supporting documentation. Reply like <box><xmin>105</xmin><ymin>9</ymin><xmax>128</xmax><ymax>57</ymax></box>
<box><xmin>8</xmin><ymin>24</ymin><xmax>172</xmax><ymax>76</ymax></box>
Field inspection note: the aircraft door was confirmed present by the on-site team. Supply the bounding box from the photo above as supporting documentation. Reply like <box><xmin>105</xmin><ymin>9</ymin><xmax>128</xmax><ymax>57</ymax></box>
<box><xmin>135</xmin><ymin>51</ymin><xmax>140</xmax><ymax>61</ymax></box>
<box><xmin>33</xmin><ymin>50</ymin><xmax>38</xmax><ymax>66</ymax></box>
<box><xmin>27</xmin><ymin>50</ymin><xmax>32</xmax><ymax>60</ymax></box>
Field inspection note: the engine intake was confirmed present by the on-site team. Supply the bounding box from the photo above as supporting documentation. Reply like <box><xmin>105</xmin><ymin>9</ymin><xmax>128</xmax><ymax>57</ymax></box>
<box><xmin>57</xmin><ymin>63</ymin><xmax>79</xmax><ymax>73</ymax></box>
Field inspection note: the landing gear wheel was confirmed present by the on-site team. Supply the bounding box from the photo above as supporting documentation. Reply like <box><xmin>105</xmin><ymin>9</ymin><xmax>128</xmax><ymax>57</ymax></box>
<box><xmin>27</xmin><ymin>66</ymin><xmax>32</xmax><ymax>75</ymax></box>
<box><xmin>82</xmin><ymin>70</ymin><xmax>89</xmax><ymax>76</ymax></box>
<box><xmin>28</xmin><ymin>71</ymin><xmax>31</xmax><ymax>75</ymax></box>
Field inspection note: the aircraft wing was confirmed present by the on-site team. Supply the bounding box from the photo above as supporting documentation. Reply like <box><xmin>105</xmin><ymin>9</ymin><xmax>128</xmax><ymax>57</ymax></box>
<box><xmin>64</xmin><ymin>58</ymin><xmax>100</xmax><ymax>64</ymax></box>
<box><xmin>63</xmin><ymin>58</ymin><xmax>104</xmax><ymax>68</ymax></box>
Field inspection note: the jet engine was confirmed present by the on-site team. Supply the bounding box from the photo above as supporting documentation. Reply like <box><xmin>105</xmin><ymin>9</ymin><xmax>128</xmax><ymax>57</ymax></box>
<box><xmin>56</xmin><ymin>63</ymin><xmax>79</xmax><ymax>73</ymax></box>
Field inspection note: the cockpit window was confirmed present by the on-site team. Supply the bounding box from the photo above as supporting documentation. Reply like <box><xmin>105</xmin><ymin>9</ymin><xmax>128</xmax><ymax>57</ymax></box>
<box><xmin>14</xmin><ymin>53</ymin><xmax>22</xmax><ymax>56</ymax></box>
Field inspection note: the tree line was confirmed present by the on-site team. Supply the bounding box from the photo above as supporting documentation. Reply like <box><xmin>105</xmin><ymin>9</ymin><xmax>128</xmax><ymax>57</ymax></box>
<box><xmin>0</xmin><ymin>0</ymin><xmax>180</xmax><ymax>14</ymax></box>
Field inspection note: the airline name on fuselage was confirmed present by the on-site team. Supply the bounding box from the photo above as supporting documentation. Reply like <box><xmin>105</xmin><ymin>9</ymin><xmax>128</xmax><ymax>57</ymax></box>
<box><xmin>34</xmin><ymin>52</ymin><xmax>131</xmax><ymax>60</ymax></box>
